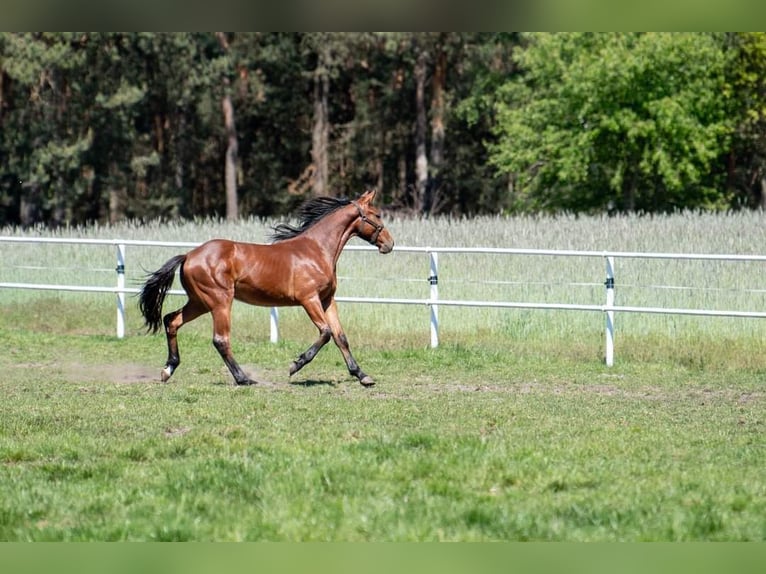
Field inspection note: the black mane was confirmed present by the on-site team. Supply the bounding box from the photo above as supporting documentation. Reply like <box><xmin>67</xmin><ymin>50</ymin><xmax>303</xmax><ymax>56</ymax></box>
<box><xmin>270</xmin><ymin>196</ymin><xmax>352</xmax><ymax>242</ymax></box>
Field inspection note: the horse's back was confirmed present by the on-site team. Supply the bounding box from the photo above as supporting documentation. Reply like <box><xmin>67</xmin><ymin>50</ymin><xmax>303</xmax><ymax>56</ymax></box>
<box><xmin>186</xmin><ymin>238</ymin><xmax>272</xmax><ymax>266</ymax></box>
<box><xmin>183</xmin><ymin>238</ymin><xmax>298</xmax><ymax>306</ymax></box>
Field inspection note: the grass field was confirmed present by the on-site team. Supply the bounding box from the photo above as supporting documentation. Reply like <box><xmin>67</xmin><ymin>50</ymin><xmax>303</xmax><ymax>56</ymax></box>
<box><xmin>0</xmin><ymin>212</ymin><xmax>765</xmax><ymax>540</ymax></box>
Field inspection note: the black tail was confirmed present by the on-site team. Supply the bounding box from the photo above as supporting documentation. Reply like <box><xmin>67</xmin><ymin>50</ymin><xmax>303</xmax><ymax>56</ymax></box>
<box><xmin>139</xmin><ymin>254</ymin><xmax>186</xmax><ymax>333</ymax></box>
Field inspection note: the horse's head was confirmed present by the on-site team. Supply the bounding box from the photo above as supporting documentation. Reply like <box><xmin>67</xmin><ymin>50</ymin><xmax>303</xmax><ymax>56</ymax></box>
<box><xmin>352</xmin><ymin>189</ymin><xmax>394</xmax><ymax>254</ymax></box>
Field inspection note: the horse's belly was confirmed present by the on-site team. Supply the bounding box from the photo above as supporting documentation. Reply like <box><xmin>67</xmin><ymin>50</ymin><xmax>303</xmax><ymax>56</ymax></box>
<box><xmin>233</xmin><ymin>253</ymin><xmax>335</xmax><ymax>307</ymax></box>
<box><xmin>233</xmin><ymin>284</ymin><xmax>294</xmax><ymax>307</ymax></box>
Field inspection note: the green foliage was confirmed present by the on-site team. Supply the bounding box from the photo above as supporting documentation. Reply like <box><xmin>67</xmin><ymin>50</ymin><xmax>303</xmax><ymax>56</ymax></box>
<box><xmin>3</xmin><ymin>33</ymin><xmax>766</xmax><ymax>225</ymax></box>
<box><xmin>490</xmin><ymin>33</ymin><xmax>735</xmax><ymax>212</ymax></box>
<box><xmin>725</xmin><ymin>32</ymin><xmax>766</xmax><ymax>207</ymax></box>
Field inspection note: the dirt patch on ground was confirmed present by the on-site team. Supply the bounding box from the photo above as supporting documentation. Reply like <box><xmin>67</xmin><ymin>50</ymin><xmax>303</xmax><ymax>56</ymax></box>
<box><xmin>59</xmin><ymin>363</ymin><xmax>162</xmax><ymax>384</ymax></box>
<box><xmin>11</xmin><ymin>360</ymin><xmax>161</xmax><ymax>385</ymax></box>
<box><xmin>69</xmin><ymin>363</ymin><xmax>287</xmax><ymax>388</ymax></box>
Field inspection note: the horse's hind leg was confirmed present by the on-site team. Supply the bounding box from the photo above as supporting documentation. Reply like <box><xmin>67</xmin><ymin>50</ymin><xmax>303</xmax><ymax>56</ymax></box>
<box><xmin>211</xmin><ymin>306</ymin><xmax>257</xmax><ymax>386</ymax></box>
<box><xmin>161</xmin><ymin>300</ymin><xmax>206</xmax><ymax>382</ymax></box>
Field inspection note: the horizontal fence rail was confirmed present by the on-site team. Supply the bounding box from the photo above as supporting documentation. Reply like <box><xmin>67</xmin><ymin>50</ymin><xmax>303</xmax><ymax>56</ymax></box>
<box><xmin>3</xmin><ymin>236</ymin><xmax>766</xmax><ymax>366</ymax></box>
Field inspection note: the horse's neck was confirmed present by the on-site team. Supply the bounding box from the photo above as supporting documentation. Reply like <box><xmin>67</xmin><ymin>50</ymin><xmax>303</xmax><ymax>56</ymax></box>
<box><xmin>304</xmin><ymin>206</ymin><xmax>357</xmax><ymax>265</ymax></box>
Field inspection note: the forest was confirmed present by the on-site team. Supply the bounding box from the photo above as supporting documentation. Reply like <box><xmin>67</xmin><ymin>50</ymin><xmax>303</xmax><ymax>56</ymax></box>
<box><xmin>1</xmin><ymin>32</ymin><xmax>766</xmax><ymax>226</ymax></box>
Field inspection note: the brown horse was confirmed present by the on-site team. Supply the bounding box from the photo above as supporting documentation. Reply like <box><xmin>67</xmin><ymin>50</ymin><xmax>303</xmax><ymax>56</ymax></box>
<box><xmin>139</xmin><ymin>189</ymin><xmax>394</xmax><ymax>386</ymax></box>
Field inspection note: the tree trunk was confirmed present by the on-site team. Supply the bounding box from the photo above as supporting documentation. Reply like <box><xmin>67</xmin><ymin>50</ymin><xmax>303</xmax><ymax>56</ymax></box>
<box><xmin>174</xmin><ymin>114</ymin><xmax>185</xmax><ymax>195</ymax></box>
<box><xmin>414</xmin><ymin>46</ymin><xmax>429</xmax><ymax>214</ymax></box>
<box><xmin>623</xmin><ymin>171</ymin><xmax>637</xmax><ymax>212</ymax></box>
<box><xmin>367</xmin><ymin>81</ymin><xmax>384</xmax><ymax>194</ymax></box>
<box><xmin>0</xmin><ymin>70</ymin><xmax>4</xmax><ymax>124</ymax></box>
<box><xmin>429</xmin><ymin>41</ymin><xmax>447</xmax><ymax>213</ymax></box>
<box><xmin>398</xmin><ymin>153</ymin><xmax>407</xmax><ymax>206</ymax></box>
<box><xmin>221</xmin><ymin>91</ymin><xmax>239</xmax><ymax>220</ymax></box>
<box><xmin>311</xmin><ymin>49</ymin><xmax>330</xmax><ymax>197</ymax></box>
<box><xmin>82</xmin><ymin>166</ymin><xmax>100</xmax><ymax>223</ymax></box>
<box><xmin>52</xmin><ymin>176</ymin><xmax>66</xmax><ymax>227</ymax></box>
<box><xmin>108</xmin><ymin>163</ymin><xmax>126</xmax><ymax>224</ymax></box>
<box><xmin>109</xmin><ymin>187</ymin><xmax>123</xmax><ymax>224</ymax></box>
<box><xmin>217</xmin><ymin>32</ymin><xmax>239</xmax><ymax>220</ymax></box>
<box><xmin>374</xmin><ymin>156</ymin><xmax>384</xmax><ymax>195</ymax></box>
<box><xmin>19</xmin><ymin>183</ymin><xmax>40</xmax><ymax>227</ymax></box>
<box><xmin>430</xmin><ymin>44</ymin><xmax>446</xmax><ymax>171</ymax></box>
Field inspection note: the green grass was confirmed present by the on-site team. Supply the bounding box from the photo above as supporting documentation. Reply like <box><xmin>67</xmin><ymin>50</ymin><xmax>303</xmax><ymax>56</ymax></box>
<box><xmin>0</xmin><ymin>213</ymin><xmax>765</xmax><ymax>540</ymax></box>
<box><xmin>0</xmin><ymin>321</ymin><xmax>764</xmax><ymax>541</ymax></box>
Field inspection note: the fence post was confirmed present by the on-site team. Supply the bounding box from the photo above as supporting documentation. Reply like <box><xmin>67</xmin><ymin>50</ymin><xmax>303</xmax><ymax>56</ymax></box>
<box><xmin>429</xmin><ymin>250</ymin><xmax>439</xmax><ymax>348</ymax></box>
<box><xmin>270</xmin><ymin>307</ymin><xmax>279</xmax><ymax>343</ymax></box>
<box><xmin>605</xmin><ymin>255</ymin><xmax>615</xmax><ymax>366</ymax></box>
<box><xmin>116</xmin><ymin>243</ymin><xmax>126</xmax><ymax>339</ymax></box>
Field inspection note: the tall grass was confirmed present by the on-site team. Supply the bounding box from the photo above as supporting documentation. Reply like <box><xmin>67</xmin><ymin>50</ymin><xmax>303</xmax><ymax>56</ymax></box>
<box><xmin>3</xmin><ymin>211</ymin><xmax>766</xmax><ymax>364</ymax></box>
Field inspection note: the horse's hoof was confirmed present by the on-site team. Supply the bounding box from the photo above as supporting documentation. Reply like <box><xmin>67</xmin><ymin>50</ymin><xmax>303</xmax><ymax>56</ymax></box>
<box><xmin>288</xmin><ymin>362</ymin><xmax>299</xmax><ymax>377</ymax></box>
<box><xmin>160</xmin><ymin>367</ymin><xmax>173</xmax><ymax>382</ymax></box>
<box><xmin>235</xmin><ymin>378</ymin><xmax>257</xmax><ymax>386</ymax></box>
<box><xmin>360</xmin><ymin>375</ymin><xmax>375</xmax><ymax>387</ymax></box>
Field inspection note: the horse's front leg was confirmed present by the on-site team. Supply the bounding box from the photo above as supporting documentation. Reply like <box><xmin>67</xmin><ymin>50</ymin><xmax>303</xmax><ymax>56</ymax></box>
<box><xmin>324</xmin><ymin>298</ymin><xmax>375</xmax><ymax>387</ymax></box>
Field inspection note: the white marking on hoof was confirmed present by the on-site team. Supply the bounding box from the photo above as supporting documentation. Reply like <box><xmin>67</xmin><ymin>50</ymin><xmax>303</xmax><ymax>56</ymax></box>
<box><xmin>161</xmin><ymin>365</ymin><xmax>173</xmax><ymax>382</ymax></box>
<box><xmin>360</xmin><ymin>375</ymin><xmax>375</xmax><ymax>387</ymax></box>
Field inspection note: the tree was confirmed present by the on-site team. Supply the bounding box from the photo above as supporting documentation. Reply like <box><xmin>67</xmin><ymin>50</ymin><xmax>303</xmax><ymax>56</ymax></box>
<box><xmin>7</xmin><ymin>33</ymin><xmax>763</xmax><ymax>226</ymax></box>
<box><xmin>413</xmin><ymin>38</ymin><xmax>429</xmax><ymax>213</ymax></box>
<box><xmin>299</xmin><ymin>33</ymin><xmax>364</xmax><ymax>198</ymax></box>
<box><xmin>725</xmin><ymin>32</ymin><xmax>766</xmax><ymax>208</ymax></box>
<box><xmin>216</xmin><ymin>32</ymin><xmax>240</xmax><ymax>220</ymax></box>
<box><xmin>0</xmin><ymin>33</ymin><xmax>94</xmax><ymax>225</ymax></box>
<box><xmin>310</xmin><ymin>40</ymin><xmax>330</xmax><ymax>197</ymax></box>
<box><xmin>453</xmin><ymin>32</ymin><xmax>521</xmax><ymax>214</ymax></box>
<box><xmin>490</xmin><ymin>33</ymin><xmax>734</xmax><ymax>213</ymax></box>
<box><xmin>384</xmin><ymin>32</ymin><xmax>466</xmax><ymax>215</ymax></box>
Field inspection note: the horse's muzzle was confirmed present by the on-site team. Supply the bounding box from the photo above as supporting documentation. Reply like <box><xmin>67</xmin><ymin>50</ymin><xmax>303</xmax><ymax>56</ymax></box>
<box><xmin>376</xmin><ymin>230</ymin><xmax>394</xmax><ymax>254</ymax></box>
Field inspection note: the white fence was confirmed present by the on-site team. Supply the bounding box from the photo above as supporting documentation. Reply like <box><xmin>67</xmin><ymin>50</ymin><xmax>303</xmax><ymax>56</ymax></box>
<box><xmin>3</xmin><ymin>236</ymin><xmax>766</xmax><ymax>366</ymax></box>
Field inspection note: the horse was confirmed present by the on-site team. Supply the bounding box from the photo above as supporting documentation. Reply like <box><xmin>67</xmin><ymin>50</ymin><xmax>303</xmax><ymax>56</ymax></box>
<box><xmin>138</xmin><ymin>189</ymin><xmax>394</xmax><ymax>386</ymax></box>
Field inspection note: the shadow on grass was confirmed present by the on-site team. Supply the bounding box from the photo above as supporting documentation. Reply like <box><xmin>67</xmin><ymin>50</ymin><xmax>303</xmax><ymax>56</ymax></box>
<box><xmin>289</xmin><ymin>378</ymin><xmax>337</xmax><ymax>388</ymax></box>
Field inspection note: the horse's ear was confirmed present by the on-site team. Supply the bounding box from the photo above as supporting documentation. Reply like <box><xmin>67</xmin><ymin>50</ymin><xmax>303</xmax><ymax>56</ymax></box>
<box><xmin>360</xmin><ymin>188</ymin><xmax>377</xmax><ymax>204</ymax></box>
